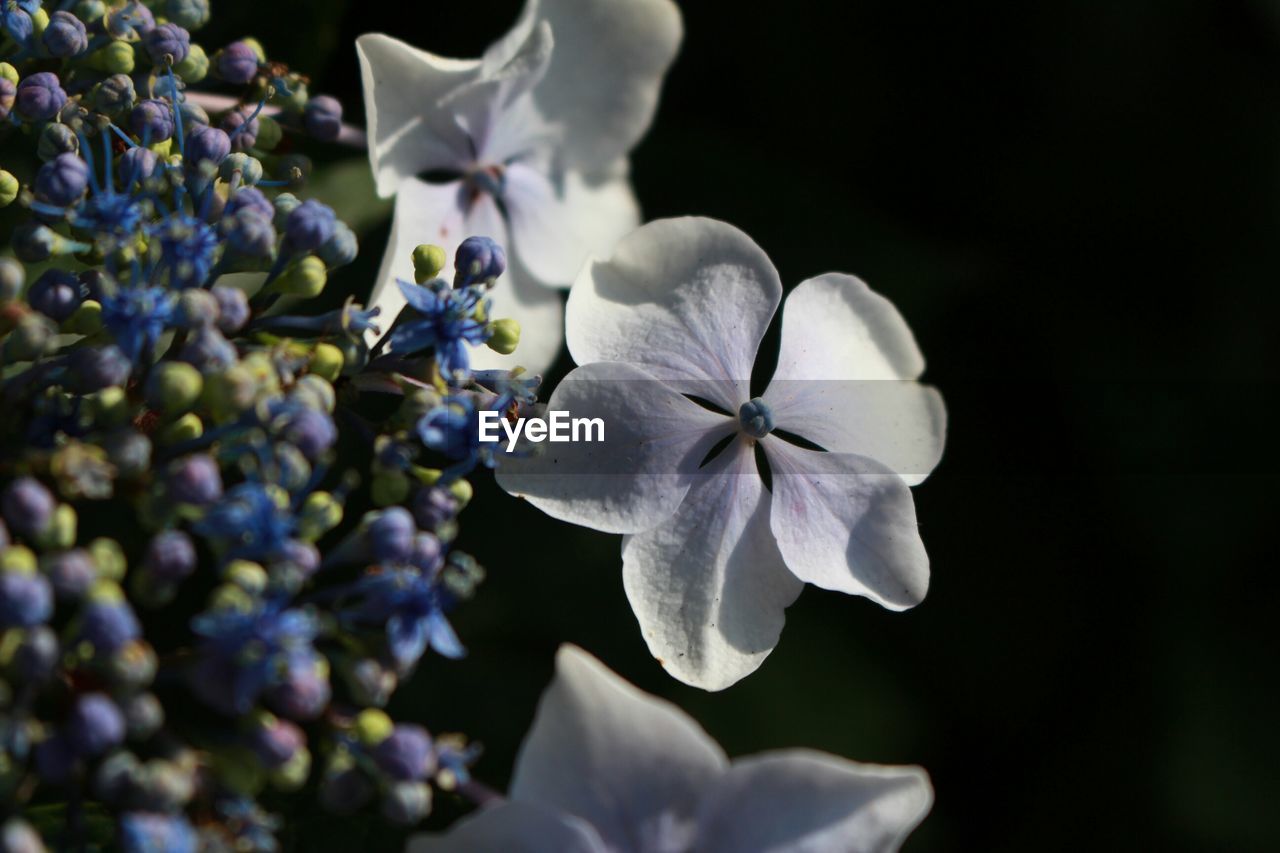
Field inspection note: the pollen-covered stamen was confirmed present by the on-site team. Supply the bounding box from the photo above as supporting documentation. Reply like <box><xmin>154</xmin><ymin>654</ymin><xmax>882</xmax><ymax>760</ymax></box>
<box><xmin>737</xmin><ymin>397</ymin><xmax>775</xmax><ymax>439</ymax></box>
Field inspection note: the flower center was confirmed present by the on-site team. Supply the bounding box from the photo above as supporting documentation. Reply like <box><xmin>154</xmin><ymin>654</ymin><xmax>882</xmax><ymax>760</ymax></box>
<box><xmin>737</xmin><ymin>397</ymin><xmax>774</xmax><ymax>439</ymax></box>
<box><xmin>465</xmin><ymin>164</ymin><xmax>505</xmax><ymax>200</ymax></box>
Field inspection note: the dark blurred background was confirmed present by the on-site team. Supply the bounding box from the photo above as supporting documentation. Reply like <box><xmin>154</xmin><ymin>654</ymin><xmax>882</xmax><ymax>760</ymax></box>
<box><xmin>203</xmin><ymin>1</ymin><xmax>1280</xmax><ymax>849</ymax></box>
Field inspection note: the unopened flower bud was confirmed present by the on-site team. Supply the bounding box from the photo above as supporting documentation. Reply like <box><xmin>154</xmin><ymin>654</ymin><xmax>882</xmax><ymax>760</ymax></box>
<box><xmin>89</xmin><ymin>41</ymin><xmax>136</xmax><ymax>75</ymax></box>
<box><xmin>174</xmin><ymin>42</ymin><xmax>208</xmax><ymax>82</ymax></box>
<box><xmin>146</xmin><ymin>362</ymin><xmax>203</xmax><ymax>415</ymax></box>
<box><xmin>43</xmin><ymin>11</ymin><xmax>89</xmax><ymax>58</ymax></box>
<box><xmin>303</xmin><ymin>95</ymin><xmax>343</xmax><ymax>142</ymax></box>
<box><xmin>16</xmin><ymin>72</ymin><xmax>67</xmax><ymax>122</ymax></box>
<box><xmin>255</xmin><ymin>114</ymin><xmax>283</xmax><ymax>150</ymax></box>
<box><xmin>486</xmin><ymin>317</ymin><xmax>520</xmax><ymax>355</ymax></box>
<box><xmin>413</xmin><ymin>244</ymin><xmax>447</xmax><ymax>284</ymax></box>
<box><xmin>216</xmin><ymin>40</ymin><xmax>259</xmax><ymax>84</ymax></box>
<box><xmin>272</xmin><ymin>255</ymin><xmax>326</xmax><ymax>297</ymax></box>
<box><xmin>0</xmin><ymin>171</ymin><xmax>17</xmax><ymax>208</ymax></box>
<box><xmin>37</xmin><ymin>123</ymin><xmax>78</xmax><ymax>162</ymax></box>
<box><xmin>142</xmin><ymin>22</ymin><xmax>190</xmax><ymax>66</ymax></box>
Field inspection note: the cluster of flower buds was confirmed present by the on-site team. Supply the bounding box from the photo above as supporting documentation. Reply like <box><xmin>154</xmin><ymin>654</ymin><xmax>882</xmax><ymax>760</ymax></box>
<box><xmin>0</xmin><ymin>3</ymin><xmax>536</xmax><ymax>848</ymax></box>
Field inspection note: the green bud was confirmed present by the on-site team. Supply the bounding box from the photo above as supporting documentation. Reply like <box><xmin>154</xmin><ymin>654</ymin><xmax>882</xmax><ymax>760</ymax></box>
<box><xmin>370</xmin><ymin>471</ymin><xmax>410</xmax><ymax>507</ymax></box>
<box><xmin>157</xmin><ymin>412</ymin><xmax>203</xmax><ymax>444</ymax></box>
<box><xmin>146</xmin><ymin>362</ymin><xmax>203</xmax><ymax>416</ymax></box>
<box><xmin>0</xmin><ymin>63</ymin><xmax>17</xmax><ymax>86</ymax></box>
<box><xmin>74</xmin><ymin>2</ymin><xmax>107</xmax><ymax>24</ymax></box>
<box><xmin>89</xmin><ymin>537</ymin><xmax>127</xmax><ymax>582</ymax></box>
<box><xmin>269</xmin><ymin>748</ymin><xmax>311</xmax><ymax>791</ymax></box>
<box><xmin>214</xmin><ymin>749</ymin><xmax>266</xmax><ymax>796</ymax></box>
<box><xmin>209</xmin><ymin>583</ymin><xmax>255</xmax><ymax>614</ymax></box>
<box><xmin>272</xmin><ymin>193</ymin><xmax>300</xmax><ymax>228</ymax></box>
<box><xmin>255</xmin><ymin>115</ymin><xmax>283</xmax><ymax>151</ymax></box>
<box><xmin>0</xmin><ymin>546</ymin><xmax>38</xmax><ymax>574</ymax></box>
<box><xmin>225</xmin><ymin>560</ymin><xmax>268</xmax><ymax>594</ymax></box>
<box><xmin>0</xmin><ymin>172</ymin><xmax>18</xmax><ymax>208</ymax></box>
<box><xmin>93</xmin><ymin>387</ymin><xmax>132</xmax><ymax>427</ymax></box>
<box><xmin>174</xmin><ymin>43</ymin><xmax>208</xmax><ymax>82</ymax></box>
<box><xmin>91</xmin><ymin>41</ymin><xmax>135</xmax><ymax>75</ymax></box>
<box><xmin>202</xmin><ymin>363</ymin><xmax>258</xmax><ymax>422</ymax></box>
<box><xmin>271</xmin><ymin>255</ymin><xmax>326</xmax><ymax>297</ymax></box>
<box><xmin>448</xmin><ymin>478</ymin><xmax>473</xmax><ymax>509</ymax></box>
<box><xmin>4</xmin><ymin>314</ymin><xmax>56</xmax><ymax>362</ymax></box>
<box><xmin>412</xmin><ymin>244</ymin><xmax>447</xmax><ymax>284</ymax></box>
<box><xmin>220</xmin><ymin>153</ymin><xmax>264</xmax><ymax>186</ymax></box>
<box><xmin>309</xmin><ymin>343</ymin><xmax>344</xmax><ymax>382</ymax></box>
<box><xmin>243</xmin><ymin>37</ymin><xmax>268</xmax><ymax>63</ymax></box>
<box><xmin>282</xmin><ymin>81</ymin><xmax>309</xmax><ymax>113</ymax></box>
<box><xmin>291</xmin><ymin>374</ymin><xmax>335</xmax><ymax>412</ymax></box>
<box><xmin>486</xmin><ymin>318</ymin><xmax>521</xmax><ymax>355</ymax></box>
<box><xmin>64</xmin><ymin>299</ymin><xmax>103</xmax><ymax>335</ymax></box>
<box><xmin>30</xmin><ymin>8</ymin><xmax>48</xmax><ymax>34</ymax></box>
<box><xmin>354</xmin><ymin>708</ymin><xmax>394</xmax><ymax>746</ymax></box>
<box><xmin>298</xmin><ymin>491</ymin><xmax>342</xmax><ymax>542</ymax></box>
<box><xmin>35</xmin><ymin>505</ymin><xmax>77</xmax><ymax>551</ymax></box>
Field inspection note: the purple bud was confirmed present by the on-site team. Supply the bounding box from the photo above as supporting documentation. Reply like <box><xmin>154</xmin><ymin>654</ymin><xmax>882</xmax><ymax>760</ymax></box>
<box><xmin>1</xmin><ymin>9</ymin><xmax>33</xmax><ymax>45</ymax></box>
<box><xmin>281</xmin><ymin>408</ymin><xmax>337</xmax><ymax>461</ymax></box>
<box><xmin>216</xmin><ymin>41</ymin><xmax>259</xmax><ymax>85</ymax></box>
<box><xmin>142</xmin><ymin>23</ymin><xmax>190</xmax><ymax>66</ymax></box>
<box><xmin>81</xmin><ymin>599</ymin><xmax>142</xmax><ymax>653</ymax></box>
<box><xmin>26</xmin><ymin>268</ymin><xmax>84</xmax><ymax>322</ymax></box>
<box><xmin>249</xmin><ymin>717</ymin><xmax>305</xmax><ymax>769</ymax></box>
<box><xmin>225</xmin><ymin>187</ymin><xmax>273</xmax><ymax>219</ymax></box>
<box><xmin>304</xmin><ymin>95</ymin><xmax>343</xmax><ymax>142</ymax></box>
<box><xmin>267</xmin><ymin>654</ymin><xmax>330</xmax><ymax>721</ymax></box>
<box><xmin>43</xmin><ymin>11</ymin><xmax>89</xmax><ymax>58</ymax></box>
<box><xmin>220</xmin><ymin>107</ymin><xmax>258</xmax><ymax>151</ymax></box>
<box><xmin>142</xmin><ymin>530</ymin><xmax>196</xmax><ymax>583</ymax></box>
<box><xmin>16</xmin><ymin>72</ymin><xmax>68</xmax><ymax>122</ymax></box>
<box><xmin>411</xmin><ymin>532</ymin><xmax>444</xmax><ymax>574</ymax></box>
<box><xmin>373</xmin><ymin>725</ymin><xmax>435</xmax><ymax>781</ymax></box>
<box><xmin>129</xmin><ymin>99</ymin><xmax>175</xmax><ymax>143</ymax></box>
<box><xmin>184</xmin><ymin>125</ymin><xmax>230</xmax><ymax>168</ymax></box>
<box><xmin>367</xmin><ymin>507</ymin><xmax>415</xmax><ymax>564</ymax></box>
<box><xmin>43</xmin><ymin>548</ymin><xmax>98</xmax><ymax>599</ymax></box>
<box><xmin>411</xmin><ymin>487</ymin><xmax>458</xmax><ymax>531</ymax></box>
<box><xmin>67</xmin><ymin>693</ymin><xmax>126</xmax><ymax>757</ymax></box>
<box><xmin>118</xmin><ymin>147</ymin><xmax>159</xmax><ymax>185</ymax></box>
<box><xmin>71</xmin><ymin>345</ymin><xmax>132</xmax><ymax>393</ymax></box>
<box><xmin>454</xmin><ymin>236</ymin><xmax>506</xmax><ymax>287</ymax></box>
<box><xmin>224</xmin><ymin>208</ymin><xmax>276</xmax><ymax>257</ymax></box>
<box><xmin>178</xmin><ymin>325</ymin><xmax>237</xmax><ymax>373</ymax></box>
<box><xmin>0</xmin><ymin>78</ymin><xmax>15</xmax><ymax>123</ymax></box>
<box><xmin>165</xmin><ymin>454</ymin><xmax>223</xmax><ymax>505</ymax></box>
<box><xmin>2</xmin><ymin>476</ymin><xmax>55</xmax><ymax>539</ymax></box>
<box><xmin>0</xmin><ymin>572</ymin><xmax>53</xmax><ymax>628</ymax></box>
<box><xmin>34</xmin><ymin>152</ymin><xmax>89</xmax><ymax>207</ymax></box>
<box><xmin>211</xmin><ymin>285</ymin><xmax>250</xmax><ymax>333</ymax></box>
<box><xmin>284</xmin><ymin>200</ymin><xmax>336</xmax><ymax>252</ymax></box>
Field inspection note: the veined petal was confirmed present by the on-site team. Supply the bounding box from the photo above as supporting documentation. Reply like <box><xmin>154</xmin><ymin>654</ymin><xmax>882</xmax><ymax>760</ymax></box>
<box><xmin>622</xmin><ymin>439</ymin><xmax>802</xmax><ymax>690</ymax></box>
<box><xmin>407</xmin><ymin>801</ymin><xmax>608</xmax><ymax>853</ymax></box>
<box><xmin>764</xmin><ymin>439</ymin><xmax>929</xmax><ymax>610</ymax></box>
<box><xmin>510</xmin><ymin>645</ymin><xmax>728</xmax><ymax>852</ymax></box>
<box><xmin>356</xmin><ymin>34</ymin><xmax>480</xmax><ymax>197</ymax></box>
<box><xmin>485</xmin><ymin>0</ymin><xmax>682</xmax><ymax>173</ymax></box>
<box><xmin>367</xmin><ymin>179</ymin><xmax>564</xmax><ymax>376</ymax></box>
<box><xmin>566</xmin><ymin>217</ymin><xmax>781</xmax><ymax>412</ymax></box>
<box><xmin>496</xmin><ymin>362</ymin><xmax>732</xmax><ymax>534</ymax></box>
<box><xmin>694</xmin><ymin>750</ymin><xmax>933</xmax><ymax>853</ymax></box>
<box><xmin>503</xmin><ymin>162</ymin><xmax>641</xmax><ymax>288</ymax></box>
<box><xmin>764</xmin><ymin>274</ymin><xmax>945</xmax><ymax>485</ymax></box>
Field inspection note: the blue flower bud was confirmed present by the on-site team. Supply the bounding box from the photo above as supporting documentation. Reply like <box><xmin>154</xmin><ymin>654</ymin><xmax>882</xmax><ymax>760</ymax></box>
<box><xmin>43</xmin><ymin>548</ymin><xmax>97</xmax><ymax>599</ymax></box>
<box><xmin>118</xmin><ymin>146</ymin><xmax>159</xmax><ymax>185</ymax></box>
<box><xmin>37</xmin><ymin>122</ymin><xmax>79</xmax><ymax>162</ymax></box>
<box><xmin>175</xmin><ymin>288</ymin><xmax>217</xmax><ymax>329</ymax></box>
<box><xmin>179</xmin><ymin>325</ymin><xmax>236</xmax><ymax>373</ymax></box>
<box><xmin>142</xmin><ymin>22</ymin><xmax>190</xmax><ymax>66</ymax></box>
<box><xmin>129</xmin><ymin>98</ymin><xmax>175</xmax><ymax>142</ymax></box>
<box><xmin>2</xmin><ymin>477</ymin><xmax>55</xmax><ymax>539</ymax></box>
<box><xmin>221</xmin><ymin>107</ymin><xmax>259</xmax><ymax>151</ymax></box>
<box><xmin>216</xmin><ymin>41</ymin><xmax>259</xmax><ymax>85</ymax></box>
<box><xmin>738</xmin><ymin>397</ymin><xmax>775</xmax><ymax>439</ymax></box>
<box><xmin>165</xmin><ymin>454</ymin><xmax>223</xmax><ymax>505</ymax></box>
<box><xmin>69</xmin><ymin>345</ymin><xmax>132</xmax><ymax>393</ymax></box>
<box><xmin>266</xmin><ymin>654</ymin><xmax>330</xmax><ymax>721</ymax></box>
<box><xmin>224</xmin><ymin>208</ymin><xmax>276</xmax><ymax>257</ymax></box>
<box><xmin>366</xmin><ymin>507</ymin><xmax>416</xmax><ymax>564</ymax></box>
<box><xmin>67</xmin><ymin>692</ymin><xmax>126</xmax><ymax>757</ymax></box>
<box><xmin>381</xmin><ymin>781</ymin><xmax>433</xmax><ymax>825</ymax></box>
<box><xmin>1</xmin><ymin>8</ymin><xmax>32</xmax><ymax>45</ymax></box>
<box><xmin>119</xmin><ymin>813</ymin><xmax>197</xmax><ymax>853</ymax></box>
<box><xmin>16</xmin><ymin>72</ymin><xmax>67</xmax><ymax>122</ymax></box>
<box><xmin>284</xmin><ymin>200</ymin><xmax>336</xmax><ymax>252</ymax></box>
<box><xmin>81</xmin><ymin>595</ymin><xmax>142</xmax><ymax>653</ymax></box>
<box><xmin>412</xmin><ymin>532</ymin><xmax>444</xmax><ymax>574</ymax></box>
<box><xmin>303</xmin><ymin>95</ymin><xmax>343</xmax><ymax>142</ymax></box>
<box><xmin>106</xmin><ymin>2</ymin><xmax>155</xmax><ymax>39</ymax></box>
<box><xmin>43</xmin><ymin>11</ymin><xmax>88</xmax><ymax>57</ymax></box>
<box><xmin>165</xmin><ymin>0</ymin><xmax>210</xmax><ymax>30</ymax></box>
<box><xmin>34</xmin><ymin>152</ymin><xmax>89</xmax><ymax>206</ymax></box>
<box><xmin>0</xmin><ymin>571</ymin><xmax>53</xmax><ymax>628</ymax></box>
<box><xmin>27</xmin><ymin>269</ymin><xmax>84</xmax><ymax>322</ymax></box>
<box><xmin>11</xmin><ymin>624</ymin><xmax>59</xmax><ymax>683</ymax></box>
<box><xmin>281</xmin><ymin>407</ymin><xmax>337</xmax><ymax>461</ymax></box>
<box><xmin>454</xmin><ymin>236</ymin><xmax>507</xmax><ymax>288</ymax></box>
<box><xmin>183</xmin><ymin>124</ymin><xmax>230</xmax><ymax>168</ymax></box>
<box><xmin>225</xmin><ymin>186</ymin><xmax>272</xmax><ymax>219</ymax></box>
<box><xmin>0</xmin><ymin>78</ymin><xmax>15</xmax><ymax>123</ymax></box>
<box><xmin>142</xmin><ymin>530</ymin><xmax>196</xmax><ymax>583</ymax></box>
<box><xmin>373</xmin><ymin>724</ymin><xmax>435</xmax><ymax>781</ymax></box>
<box><xmin>318</xmin><ymin>221</ymin><xmax>358</xmax><ymax>268</ymax></box>
<box><xmin>410</xmin><ymin>486</ymin><xmax>458</xmax><ymax>531</ymax></box>
<box><xmin>248</xmin><ymin>716</ymin><xmax>305</xmax><ymax>769</ymax></box>
<box><xmin>93</xmin><ymin>73</ymin><xmax>135</xmax><ymax>115</ymax></box>
<box><xmin>212</xmin><ymin>285</ymin><xmax>250</xmax><ymax>333</ymax></box>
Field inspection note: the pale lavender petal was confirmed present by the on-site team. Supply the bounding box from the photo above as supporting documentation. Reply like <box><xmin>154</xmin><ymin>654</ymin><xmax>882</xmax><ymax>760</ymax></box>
<box><xmin>407</xmin><ymin>800</ymin><xmax>608</xmax><ymax>853</ymax></box>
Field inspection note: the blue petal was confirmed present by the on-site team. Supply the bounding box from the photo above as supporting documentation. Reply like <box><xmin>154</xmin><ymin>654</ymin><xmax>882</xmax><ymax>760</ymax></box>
<box><xmin>427</xmin><ymin>612</ymin><xmax>466</xmax><ymax>659</ymax></box>
<box><xmin>387</xmin><ymin>614</ymin><xmax>429</xmax><ymax>666</ymax></box>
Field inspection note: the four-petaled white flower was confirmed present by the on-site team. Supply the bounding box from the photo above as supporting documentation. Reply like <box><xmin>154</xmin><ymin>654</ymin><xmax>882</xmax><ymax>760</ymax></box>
<box><xmin>498</xmin><ymin>218</ymin><xmax>947</xmax><ymax>690</ymax></box>
<box><xmin>410</xmin><ymin>645</ymin><xmax>933</xmax><ymax>853</ymax></box>
<box><xmin>356</xmin><ymin>0</ymin><xmax>683</xmax><ymax>375</ymax></box>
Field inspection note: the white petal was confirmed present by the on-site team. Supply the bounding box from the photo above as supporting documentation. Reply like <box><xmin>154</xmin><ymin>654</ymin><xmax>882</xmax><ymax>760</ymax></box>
<box><xmin>496</xmin><ymin>362</ymin><xmax>732</xmax><ymax>534</ymax></box>
<box><xmin>486</xmin><ymin>0</ymin><xmax>682</xmax><ymax>172</ymax></box>
<box><xmin>622</xmin><ymin>439</ymin><xmax>802</xmax><ymax>690</ymax></box>
<box><xmin>503</xmin><ymin>163</ymin><xmax>641</xmax><ymax>289</ymax></box>
<box><xmin>355</xmin><ymin>34</ymin><xmax>480</xmax><ymax>197</ymax></box>
<box><xmin>407</xmin><ymin>801</ymin><xmax>607</xmax><ymax>853</ymax></box>
<box><xmin>566</xmin><ymin>217</ymin><xmax>781</xmax><ymax>412</ymax></box>
<box><xmin>367</xmin><ymin>178</ymin><xmax>564</xmax><ymax>376</ymax></box>
<box><xmin>764</xmin><ymin>274</ymin><xmax>945</xmax><ymax>485</ymax></box>
<box><xmin>694</xmin><ymin>750</ymin><xmax>933</xmax><ymax>853</ymax></box>
<box><xmin>510</xmin><ymin>645</ymin><xmax>728</xmax><ymax>852</ymax></box>
<box><xmin>764</xmin><ymin>439</ymin><xmax>929</xmax><ymax>610</ymax></box>
<box><xmin>444</xmin><ymin>22</ymin><xmax>554</xmax><ymax>159</ymax></box>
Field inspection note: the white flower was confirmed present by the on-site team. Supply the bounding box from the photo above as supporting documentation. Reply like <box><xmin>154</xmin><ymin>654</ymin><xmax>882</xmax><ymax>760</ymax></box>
<box><xmin>497</xmin><ymin>218</ymin><xmax>947</xmax><ymax>690</ymax></box>
<box><xmin>356</xmin><ymin>0</ymin><xmax>683</xmax><ymax>375</ymax></box>
<box><xmin>410</xmin><ymin>645</ymin><xmax>933</xmax><ymax>853</ymax></box>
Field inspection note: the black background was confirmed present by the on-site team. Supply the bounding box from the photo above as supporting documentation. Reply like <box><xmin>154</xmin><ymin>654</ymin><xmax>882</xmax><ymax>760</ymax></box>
<box><xmin>203</xmin><ymin>1</ymin><xmax>1280</xmax><ymax>849</ymax></box>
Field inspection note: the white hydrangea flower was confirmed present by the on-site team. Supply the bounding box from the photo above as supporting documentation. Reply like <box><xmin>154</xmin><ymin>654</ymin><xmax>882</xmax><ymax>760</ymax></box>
<box><xmin>356</xmin><ymin>0</ymin><xmax>683</xmax><ymax>375</ymax></box>
<box><xmin>410</xmin><ymin>645</ymin><xmax>933</xmax><ymax>853</ymax></box>
<box><xmin>498</xmin><ymin>218</ymin><xmax>946</xmax><ymax>690</ymax></box>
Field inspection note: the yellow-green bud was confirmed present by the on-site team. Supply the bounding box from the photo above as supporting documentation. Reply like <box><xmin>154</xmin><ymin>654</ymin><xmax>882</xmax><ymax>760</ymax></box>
<box><xmin>225</xmin><ymin>560</ymin><xmax>268</xmax><ymax>594</ymax></box>
<box><xmin>0</xmin><ymin>63</ymin><xmax>17</xmax><ymax>86</ymax></box>
<box><xmin>91</xmin><ymin>41</ymin><xmax>135</xmax><ymax>74</ymax></box>
<box><xmin>309</xmin><ymin>343</ymin><xmax>344</xmax><ymax>382</ymax></box>
<box><xmin>354</xmin><ymin>708</ymin><xmax>394</xmax><ymax>746</ymax></box>
<box><xmin>30</xmin><ymin>8</ymin><xmax>48</xmax><ymax>33</ymax></box>
<box><xmin>88</xmin><ymin>579</ymin><xmax>125</xmax><ymax>604</ymax></box>
<box><xmin>412</xmin><ymin>244</ymin><xmax>447</xmax><ymax>284</ymax></box>
<box><xmin>174</xmin><ymin>43</ymin><xmax>208</xmax><ymax>82</ymax></box>
<box><xmin>298</xmin><ymin>492</ymin><xmax>342</xmax><ymax>542</ymax></box>
<box><xmin>448</xmin><ymin>478</ymin><xmax>473</xmax><ymax>509</ymax></box>
<box><xmin>370</xmin><ymin>471</ymin><xmax>410</xmax><ymax>507</ymax></box>
<box><xmin>486</xmin><ymin>318</ymin><xmax>520</xmax><ymax>355</ymax></box>
<box><xmin>36</xmin><ymin>505</ymin><xmax>77</xmax><ymax>550</ymax></box>
<box><xmin>209</xmin><ymin>583</ymin><xmax>255</xmax><ymax>613</ymax></box>
<box><xmin>270</xmin><ymin>749</ymin><xmax>311</xmax><ymax>791</ymax></box>
<box><xmin>146</xmin><ymin>362</ymin><xmax>203</xmax><ymax>416</ymax></box>
<box><xmin>0</xmin><ymin>172</ymin><xmax>18</xmax><ymax>209</ymax></box>
<box><xmin>93</xmin><ymin>386</ymin><xmax>131</xmax><ymax>427</ymax></box>
<box><xmin>157</xmin><ymin>412</ymin><xmax>203</xmax><ymax>444</ymax></box>
<box><xmin>282</xmin><ymin>81</ymin><xmax>308</xmax><ymax>113</ymax></box>
<box><xmin>89</xmin><ymin>538</ymin><xmax>127</xmax><ymax>582</ymax></box>
<box><xmin>243</xmin><ymin>38</ymin><xmax>267</xmax><ymax>63</ymax></box>
<box><xmin>272</xmin><ymin>256</ymin><xmax>326</xmax><ymax>297</ymax></box>
<box><xmin>64</xmin><ymin>299</ymin><xmax>103</xmax><ymax>335</ymax></box>
<box><xmin>214</xmin><ymin>749</ymin><xmax>265</xmax><ymax>796</ymax></box>
<box><xmin>149</xmin><ymin>138</ymin><xmax>173</xmax><ymax>157</ymax></box>
<box><xmin>202</xmin><ymin>363</ymin><xmax>257</xmax><ymax>422</ymax></box>
<box><xmin>0</xmin><ymin>546</ymin><xmax>38</xmax><ymax>574</ymax></box>
<box><xmin>255</xmin><ymin>115</ymin><xmax>283</xmax><ymax>151</ymax></box>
